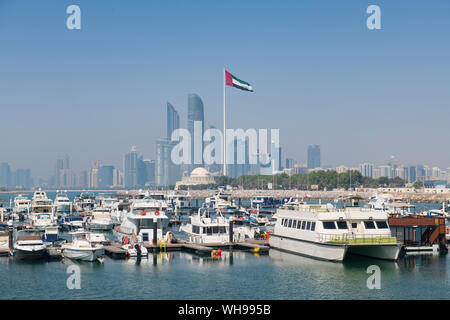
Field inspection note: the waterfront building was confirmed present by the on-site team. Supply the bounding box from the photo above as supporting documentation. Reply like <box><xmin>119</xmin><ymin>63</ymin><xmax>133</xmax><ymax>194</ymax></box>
<box><xmin>187</xmin><ymin>94</ymin><xmax>204</xmax><ymax>170</ymax></box>
<box><xmin>307</xmin><ymin>145</ymin><xmax>320</xmax><ymax>169</ymax></box>
<box><xmin>113</xmin><ymin>168</ymin><xmax>123</xmax><ymax>187</ymax></box>
<box><xmin>12</xmin><ymin>168</ymin><xmax>32</xmax><ymax>189</ymax></box>
<box><xmin>124</xmin><ymin>146</ymin><xmax>138</xmax><ymax>188</ymax></box>
<box><xmin>379</xmin><ymin>165</ymin><xmax>392</xmax><ymax>178</ymax></box>
<box><xmin>359</xmin><ymin>163</ymin><xmax>374</xmax><ymax>178</ymax></box>
<box><xmin>175</xmin><ymin>167</ymin><xmax>215</xmax><ymax>189</ymax></box>
<box><xmin>142</xmin><ymin>159</ymin><xmax>155</xmax><ymax>186</ymax></box>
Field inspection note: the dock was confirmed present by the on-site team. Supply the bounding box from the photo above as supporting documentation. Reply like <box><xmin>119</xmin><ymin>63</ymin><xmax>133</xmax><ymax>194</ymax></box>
<box><xmin>104</xmin><ymin>244</ymin><xmax>127</xmax><ymax>259</ymax></box>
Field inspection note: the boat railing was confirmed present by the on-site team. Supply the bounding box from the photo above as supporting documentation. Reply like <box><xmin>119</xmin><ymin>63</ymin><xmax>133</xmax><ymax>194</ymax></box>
<box><xmin>317</xmin><ymin>233</ymin><xmax>398</xmax><ymax>245</ymax></box>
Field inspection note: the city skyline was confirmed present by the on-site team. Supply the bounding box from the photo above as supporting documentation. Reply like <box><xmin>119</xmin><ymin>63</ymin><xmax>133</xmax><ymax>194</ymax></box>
<box><xmin>1</xmin><ymin>1</ymin><xmax>449</xmax><ymax>178</ymax></box>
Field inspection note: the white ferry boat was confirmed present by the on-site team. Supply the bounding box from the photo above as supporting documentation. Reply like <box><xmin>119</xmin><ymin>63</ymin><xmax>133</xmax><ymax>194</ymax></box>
<box><xmin>269</xmin><ymin>196</ymin><xmax>401</xmax><ymax>262</ymax></box>
<box><xmin>62</xmin><ymin>231</ymin><xmax>104</xmax><ymax>262</ymax></box>
<box><xmin>113</xmin><ymin>196</ymin><xmax>170</xmax><ymax>245</ymax></box>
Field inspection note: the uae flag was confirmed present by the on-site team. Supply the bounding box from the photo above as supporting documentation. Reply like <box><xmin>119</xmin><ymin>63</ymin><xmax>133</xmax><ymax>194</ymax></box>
<box><xmin>225</xmin><ymin>70</ymin><xmax>253</xmax><ymax>92</ymax></box>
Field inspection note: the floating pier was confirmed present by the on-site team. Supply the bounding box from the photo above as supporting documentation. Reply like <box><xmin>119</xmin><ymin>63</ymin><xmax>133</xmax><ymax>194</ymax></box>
<box><xmin>388</xmin><ymin>216</ymin><xmax>447</xmax><ymax>252</ymax></box>
<box><xmin>104</xmin><ymin>243</ymin><xmax>127</xmax><ymax>259</ymax></box>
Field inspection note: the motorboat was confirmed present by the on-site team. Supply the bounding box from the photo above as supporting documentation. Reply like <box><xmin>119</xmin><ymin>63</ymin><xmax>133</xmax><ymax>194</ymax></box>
<box><xmin>62</xmin><ymin>231</ymin><xmax>104</xmax><ymax>261</ymax></box>
<box><xmin>205</xmin><ymin>190</ymin><xmax>237</xmax><ymax>210</ymax></box>
<box><xmin>73</xmin><ymin>193</ymin><xmax>96</xmax><ymax>213</ymax></box>
<box><xmin>60</xmin><ymin>214</ymin><xmax>85</xmax><ymax>231</ymax></box>
<box><xmin>13</xmin><ymin>194</ymin><xmax>31</xmax><ymax>216</ymax></box>
<box><xmin>13</xmin><ymin>229</ymin><xmax>47</xmax><ymax>260</ymax></box>
<box><xmin>54</xmin><ymin>192</ymin><xmax>72</xmax><ymax>217</ymax></box>
<box><xmin>30</xmin><ymin>190</ymin><xmax>54</xmax><ymax>227</ymax></box>
<box><xmin>86</xmin><ymin>207</ymin><xmax>114</xmax><ymax>231</ymax></box>
<box><xmin>42</xmin><ymin>226</ymin><xmax>66</xmax><ymax>247</ymax></box>
<box><xmin>180</xmin><ymin>207</ymin><xmax>259</xmax><ymax>244</ymax></box>
<box><xmin>270</xmin><ymin>195</ymin><xmax>401</xmax><ymax>262</ymax></box>
<box><xmin>113</xmin><ymin>196</ymin><xmax>170</xmax><ymax>245</ymax></box>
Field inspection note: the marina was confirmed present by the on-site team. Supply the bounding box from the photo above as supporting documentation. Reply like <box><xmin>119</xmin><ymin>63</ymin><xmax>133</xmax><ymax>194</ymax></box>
<box><xmin>0</xmin><ymin>189</ymin><xmax>449</xmax><ymax>300</ymax></box>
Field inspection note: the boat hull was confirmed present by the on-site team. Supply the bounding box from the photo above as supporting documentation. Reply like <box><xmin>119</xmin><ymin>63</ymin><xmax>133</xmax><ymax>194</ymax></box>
<box><xmin>347</xmin><ymin>244</ymin><xmax>401</xmax><ymax>261</ymax></box>
<box><xmin>14</xmin><ymin>248</ymin><xmax>47</xmax><ymax>260</ymax></box>
<box><xmin>63</xmin><ymin>248</ymin><xmax>104</xmax><ymax>261</ymax></box>
<box><xmin>269</xmin><ymin>234</ymin><xmax>347</xmax><ymax>262</ymax></box>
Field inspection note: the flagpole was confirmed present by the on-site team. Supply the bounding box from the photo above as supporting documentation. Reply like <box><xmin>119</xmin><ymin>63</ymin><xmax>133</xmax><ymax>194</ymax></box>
<box><xmin>223</xmin><ymin>67</ymin><xmax>227</xmax><ymax>176</ymax></box>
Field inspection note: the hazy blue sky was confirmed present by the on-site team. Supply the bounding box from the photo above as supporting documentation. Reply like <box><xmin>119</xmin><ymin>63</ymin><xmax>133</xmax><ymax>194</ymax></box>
<box><xmin>0</xmin><ymin>0</ymin><xmax>449</xmax><ymax>178</ymax></box>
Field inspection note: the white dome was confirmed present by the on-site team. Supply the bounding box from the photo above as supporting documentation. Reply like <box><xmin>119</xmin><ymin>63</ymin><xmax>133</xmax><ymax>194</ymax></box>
<box><xmin>190</xmin><ymin>167</ymin><xmax>210</xmax><ymax>177</ymax></box>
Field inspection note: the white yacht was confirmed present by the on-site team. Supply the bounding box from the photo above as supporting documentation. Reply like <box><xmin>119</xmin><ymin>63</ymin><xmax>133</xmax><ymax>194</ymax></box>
<box><xmin>14</xmin><ymin>230</ymin><xmax>47</xmax><ymax>260</ymax></box>
<box><xmin>269</xmin><ymin>196</ymin><xmax>401</xmax><ymax>262</ymax></box>
<box><xmin>206</xmin><ymin>190</ymin><xmax>237</xmax><ymax>210</ymax></box>
<box><xmin>113</xmin><ymin>196</ymin><xmax>170</xmax><ymax>245</ymax></box>
<box><xmin>62</xmin><ymin>231</ymin><xmax>104</xmax><ymax>261</ymax></box>
<box><xmin>54</xmin><ymin>192</ymin><xmax>72</xmax><ymax>216</ymax></box>
<box><xmin>31</xmin><ymin>190</ymin><xmax>54</xmax><ymax>225</ymax></box>
<box><xmin>166</xmin><ymin>191</ymin><xmax>192</xmax><ymax>209</ymax></box>
<box><xmin>73</xmin><ymin>193</ymin><xmax>96</xmax><ymax>213</ymax></box>
<box><xmin>180</xmin><ymin>207</ymin><xmax>259</xmax><ymax>244</ymax></box>
<box><xmin>86</xmin><ymin>207</ymin><xmax>114</xmax><ymax>231</ymax></box>
<box><xmin>13</xmin><ymin>195</ymin><xmax>31</xmax><ymax>215</ymax></box>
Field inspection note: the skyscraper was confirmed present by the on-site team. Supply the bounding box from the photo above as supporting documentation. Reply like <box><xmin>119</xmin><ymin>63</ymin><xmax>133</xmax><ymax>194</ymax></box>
<box><xmin>307</xmin><ymin>145</ymin><xmax>320</xmax><ymax>169</ymax></box>
<box><xmin>0</xmin><ymin>163</ymin><xmax>11</xmax><ymax>188</ymax></box>
<box><xmin>156</xmin><ymin>138</ymin><xmax>179</xmax><ymax>187</ymax></box>
<box><xmin>167</xmin><ymin>102</ymin><xmax>180</xmax><ymax>140</ymax></box>
<box><xmin>98</xmin><ymin>165</ymin><xmax>114</xmax><ymax>188</ymax></box>
<box><xmin>124</xmin><ymin>146</ymin><xmax>138</xmax><ymax>188</ymax></box>
<box><xmin>271</xmin><ymin>140</ymin><xmax>282</xmax><ymax>173</ymax></box>
<box><xmin>187</xmin><ymin>93</ymin><xmax>204</xmax><ymax>169</ymax></box>
<box><xmin>360</xmin><ymin>163</ymin><xmax>374</xmax><ymax>178</ymax></box>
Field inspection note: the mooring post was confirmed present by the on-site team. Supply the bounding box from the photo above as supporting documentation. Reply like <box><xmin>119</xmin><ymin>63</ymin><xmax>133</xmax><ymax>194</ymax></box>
<box><xmin>8</xmin><ymin>229</ymin><xmax>13</xmax><ymax>252</ymax></box>
<box><xmin>229</xmin><ymin>220</ymin><xmax>234</xmax><ymax>251</ymax></box>
<box><xmin>153</xmin><ymin>217</ymin><xmax>158</xmax><ymax>248</ymax></box>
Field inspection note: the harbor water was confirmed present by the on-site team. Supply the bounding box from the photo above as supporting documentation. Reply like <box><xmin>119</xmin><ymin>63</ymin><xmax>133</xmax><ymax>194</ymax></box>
<box><xmin>1</xmin><ymin>192</ymin><xmax>449</xmax><ymax>300</ymax></box>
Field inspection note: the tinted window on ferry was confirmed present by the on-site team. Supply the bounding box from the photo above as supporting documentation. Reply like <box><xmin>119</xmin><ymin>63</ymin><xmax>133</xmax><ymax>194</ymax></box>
<box><xmin>376</xmin><ymin>221</ymin><xmax>388</xmax><ymax>229</ymax></box>
<box><xmin>311</xmin><ymin>222</ymin><xmax>316</xmax><ymax>231</ymax></box>
<box><xmin>284</xmin><ymin>219</ymin><xmax>288</xmax><ymax>227</ymax></box>
<box><xmin>288</xmin><ymin>219</ymin><xmax>293</xmax><ymax>227</ymax></box>
<box><xmin>301</xmin><ymin>221</ymin><xmax>306</xmax><ymax>229</ymax></box>
<box><xmin>336</xmin><ymin>221</ymin><xmax>348</xmax><ymax>229</ymax></box>
<box><xmin>364</xmin><ymin>221</ymin><xmax>376</xmax><ymax>229</ymax></box>
<box><xmin>322</xmin><ymin>221</ymin><xmax>336</xmax><ymax>229</ymax></box>
<box><xmin>292</xmin><ymin>220</ymin><xmax>297</xmax><ymax>228</ymax></box>
<box><xmin>306</xmin><ymin>221</ymin><xmax>311</xmax><ymax>230</ymax></box>
<box><xmin>297</xmin><ymin>221</ymin><xmax>302</xmax><ymax>229</ymax></box>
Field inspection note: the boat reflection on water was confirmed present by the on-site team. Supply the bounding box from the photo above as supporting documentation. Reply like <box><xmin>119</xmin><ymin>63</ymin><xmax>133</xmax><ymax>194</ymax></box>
<box><xmin>397</xmin><ymin>252</ymin><xmax>447</xmax><ymax>272</ymax></box>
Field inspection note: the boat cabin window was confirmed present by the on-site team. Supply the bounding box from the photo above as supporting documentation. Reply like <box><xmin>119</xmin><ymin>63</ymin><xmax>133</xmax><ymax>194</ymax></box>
<box><xmin>306</xmin><ymin>221</ymin><xmax>311</xmax><ymax>230</ymax></box>
<box><xmin>322</xmin><ymin>221</ymin><xmax>336</xmax><ymax>229</ymax></box>
<box><xmin>311</xmin><ymin>222</ymin><xmax>316</xmax><ymax>231</ymax></box>
<box><xmin>364</xmin><ymin>221</ymin><xmax>376</xmax><ymax>229</ymax></box>
<box><xmin>140</xmin><ymin>219</ymin><xmax>155</xmax><ymax>228</ymax></box>
<box><xmin>296</xmin><ymin>221</ymin><xmax>301</xmax><ymax>229</ymax></box>
<box><xmin>301</xmin><ymin>221</ymin><xmax>306</xmax><ymax>230</ymax></box>
<box><xmin>292</xmin><ymin>220</ymin><xmax>297</xmax><ymax>228</ymax></box>
<box><xmin>193</xmin><ymin>226</ymin><xmax>200</xmax><ymax>234</ymax></box>
<box><xmin>375</xmin><ymin>221</ymin><xmax>389</xmax><ymax>229</ymax></box>
<box><xmin>288</xmin><ymin>219</ymin><xmax>293</xmax><ymax>228</ymax></box>
<box><xmin>336</xmin><ymin>221</ymin><xmax>348</xmax><ymax>230</ymax></box>
<box><xmin>283</xmin><ymin>219</ymin><xmax>288</xmax><ymax>227</ymax></box>
<box><xmin>142</xmin><ymin>233</ymin><xmax>149</xmax><ymax>242</ymax></box>
<box><xmin>351</xmin><ymin>223</ymin><xmax>357</xmax><ymax>228</ymax></box>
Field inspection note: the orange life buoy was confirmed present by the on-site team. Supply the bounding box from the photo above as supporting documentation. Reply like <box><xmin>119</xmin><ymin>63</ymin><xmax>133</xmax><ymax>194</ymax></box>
<box><xmin>141</xmin><ymin>210</ymin><xmax>146</xmax><ymax>216</ymax></box>
<box><xmin>446</xmin><ymin>227</ymin><xmax>449</xmax><ymax>234</ymax></box>
<box><xmin>154</xmin><ymin>210</ymin><xmax>160</xmax><ymax>216</ymax></box>
<box><xmin>123</xmin><ymin>236</ymin><xmax>129</xmax><ymax>245</ymax></box>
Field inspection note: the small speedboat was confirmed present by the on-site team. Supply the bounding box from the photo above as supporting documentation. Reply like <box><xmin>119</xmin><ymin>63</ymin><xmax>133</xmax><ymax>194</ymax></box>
<box><xmin>122</xmin><ymin>243</ymin><xmax>148</xmax><ymax>258</ymax></box>
<box><xmin>14</xmin><ymin>230</ymin><xmax>47</xmax><ymax>260</ymax></box>
<box><xmin>62</xmin><ymin>231</ymin><xmax>104</xmax><ymax>262</ymax></box>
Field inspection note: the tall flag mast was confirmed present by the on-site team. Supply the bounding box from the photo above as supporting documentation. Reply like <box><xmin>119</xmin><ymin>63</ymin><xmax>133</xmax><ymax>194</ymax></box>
<box><xmin>223</xmin><ymin>69</ymin><xmax>254</xmax><ymax>176</ymax></box>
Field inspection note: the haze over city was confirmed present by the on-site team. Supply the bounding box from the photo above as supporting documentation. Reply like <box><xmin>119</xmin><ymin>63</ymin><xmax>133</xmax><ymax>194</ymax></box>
<box><xmin>1</xmin><ymin>0</ymin><xmax>449</xmax><ymax>180</ymax></box>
